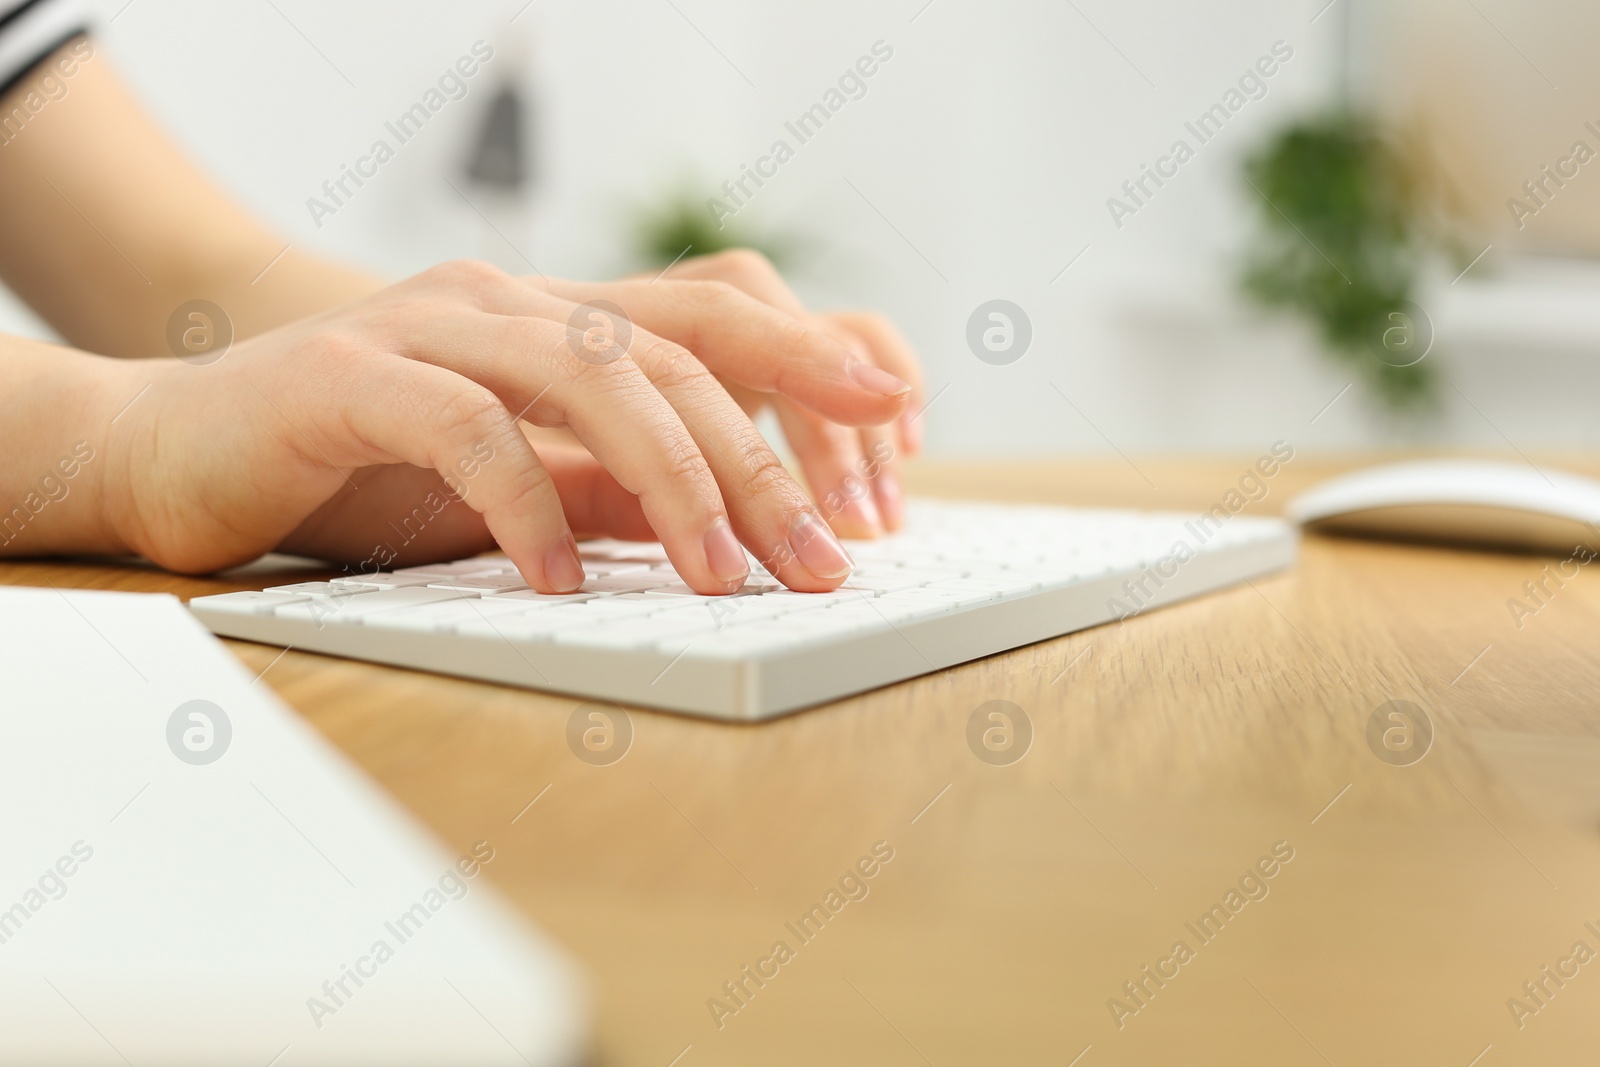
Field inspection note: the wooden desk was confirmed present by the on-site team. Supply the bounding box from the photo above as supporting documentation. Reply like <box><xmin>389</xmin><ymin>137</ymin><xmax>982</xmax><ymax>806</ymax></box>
<box><xmin>7</xmin><ymin>458</ymin><xmax>1600</xmax><ymax>1066</ymax></box>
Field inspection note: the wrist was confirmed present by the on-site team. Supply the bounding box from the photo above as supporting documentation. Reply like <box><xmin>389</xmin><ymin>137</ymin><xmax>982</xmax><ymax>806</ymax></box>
<box><xmin>95</xmin><ymin>356</ymin><xmax>181</xmax><ymax>560</ymax></box>
<box><xmin>0</xmin><ymin>341</ymin><xmax>155</xmax><ymax>559</ymax></box>
<box><xmin>60</xmin><ymin>352</ymin><xmax>157</xmax><ymax>558</ymax></box>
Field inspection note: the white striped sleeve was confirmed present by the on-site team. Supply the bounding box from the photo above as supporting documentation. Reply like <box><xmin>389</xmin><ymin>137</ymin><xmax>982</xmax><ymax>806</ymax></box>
<box><xmin>0</xmin><ymin>0</ymin><xmax>89</xmax><ymax>100</ymax></box>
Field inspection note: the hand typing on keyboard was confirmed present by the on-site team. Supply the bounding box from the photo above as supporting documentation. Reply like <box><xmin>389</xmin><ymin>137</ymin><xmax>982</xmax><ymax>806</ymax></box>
<box><xmin>73</xmin><ymin>254</ymin><xmax>921</xmax><ymax>595</ymax></box>
<box><xmin>0</xmin><ymin>57</ymin><xmax>922</xmax><ymax>599</ymax></box>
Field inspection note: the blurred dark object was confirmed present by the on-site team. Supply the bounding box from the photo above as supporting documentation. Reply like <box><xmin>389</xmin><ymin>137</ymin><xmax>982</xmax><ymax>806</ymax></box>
<box><xmin>1240</xmin><ymin>113</ymin><xmax>1467</xmax><ymax>410</ymax></box>
<box><xmin>467</xmin><ymin>85</ymin><xmax>528</xmax><ymax>190</ymax></box>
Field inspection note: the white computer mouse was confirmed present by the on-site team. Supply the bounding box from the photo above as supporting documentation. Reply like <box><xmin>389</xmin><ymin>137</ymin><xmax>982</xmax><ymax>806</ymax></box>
<box><xmin>1286</xmin><ymin>459</ymin><xmax>1600</xmax><ymax>553</ymax></box>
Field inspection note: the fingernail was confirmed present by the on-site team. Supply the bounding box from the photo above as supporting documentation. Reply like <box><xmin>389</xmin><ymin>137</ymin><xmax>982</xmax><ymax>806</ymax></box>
<box><xmin>544</xmin><ymin>536</ymin><xmax>586</xmax><ymax>592</ymax></box>
<box><xmin>875</xmin><ymin>472</ymin><xmax>905</xmax><ymax>530</ymax></box>
<box><xmin>702</xmin><ymin>518</ymin><xmax>750</xmax><ymax>587</ymax></box>
<box><xmin>903</xmin><ymin>409</ymin><xmax>925</xmax><ymax>453</ymax></box>
<box><xmin>835</xmin><ymin>489</ymin><xmax>882</xmax><ymax>536</ymax></box>
<box><xmin>845</xmin><ymin>357</ymin><xmax>912</xmax><ymax>398</ymax></box>
<box><xmin>788</xmin><ymin>511</ymin><xmax>854</xmax><ymax>579</ymax></box>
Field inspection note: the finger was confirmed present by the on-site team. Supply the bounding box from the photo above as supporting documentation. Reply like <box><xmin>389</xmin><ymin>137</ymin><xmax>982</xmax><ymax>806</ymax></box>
<box><xmin>827</xmin><ymin>310</ymin><xmax>927</xmax><ymax>457</ymax></box>
<box><xmin>626</xmin><ymin>249</ymin><xmax>800</xmax><ymax>427</ymax></box>
<box><xmin>653</xmin><ymin>247</ymin><xmax>811</xmax><ymax>317</ymax></box>
<box><xmin>395</xmin><ymin>265</ymin><xmax>856</xmax><ymax>591</ymax></box>
<box><xmin>536</xmin><ymin>276</ymin><xmax>912</xmax><ymax>427</ymax></box>
<box><xmin>811</xmin><ymin>318</ymin><xmax>906</xmax><ymax>531</ymax></box>
<box><xmin>774</xmin><ymin>400</ymin><xmax>881</xmax><ymax>538</ymax></box>
<box><xmin>397</xmin><ymin>308</ymin><xmax>743</xmax><ymax>595</ymax></box>
<box><xmin>858</xmin><ymin>425</ymin><xmax>904</xmax><ymax>531</ymax></box>
<box><xmin>608</xmin><ymin>323</ymin><xmax>858</xmax><ymax>590</ymax></box>
<box><xmin>329</xmin><ymin>358</ymin><xmax>584</xmax><ymax>594</ymax></box>
<box><xmin>619</xmin><ymin>255</ymin><xmax>925</xmax><ymax>468</ymax></box>
<box><xmin>647</xmin><ymin>255</ymin><xmax>910</xmax><ymax>528</ymax></box>
<box><xmin>569</xmin><ymin>313</ymin><xmax>857</xmax><ymax>590</ymax></box>
<box><xmin>438</xmin><ymin>283</ymin><xmax>856</xmax><ymax>590</ymax></box>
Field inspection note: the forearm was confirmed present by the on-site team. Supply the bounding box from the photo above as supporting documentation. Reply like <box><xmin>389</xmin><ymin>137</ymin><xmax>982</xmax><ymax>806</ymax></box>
<box><xmin>0</xmin><ymin>42</ymin><xmax>381</xmax><ymax>357</ymax></box>
<box><xmin>0</xmin><ymin>334</ymin><xmax>138</xmax><ymax>556</ymax></box>
<box><xmin>158</xmin><ymin>244</ymin><xmax>383</xmax><ymax>353</ymax></box>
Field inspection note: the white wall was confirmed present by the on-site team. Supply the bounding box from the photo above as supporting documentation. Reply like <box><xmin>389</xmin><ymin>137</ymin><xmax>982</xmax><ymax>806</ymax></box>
<box><xmin>6</xmin><ymin>0</ymin><xmax>1594</xmax><ymax>455</ymax></box>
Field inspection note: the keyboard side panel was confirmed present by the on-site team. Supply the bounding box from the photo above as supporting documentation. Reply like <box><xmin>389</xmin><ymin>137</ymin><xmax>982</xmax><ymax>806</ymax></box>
<box><xmin>187</xmin><ymin>609</ymin><xmax>756</xmax><ymax>717</ymax></box>
<box><xmin>744</xmin><ymin>527</ymin><xmax>1299</xmax><ymax>717</ymax></box>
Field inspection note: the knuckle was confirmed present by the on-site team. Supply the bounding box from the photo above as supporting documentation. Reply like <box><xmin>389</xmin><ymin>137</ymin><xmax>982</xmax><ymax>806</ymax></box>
<box><xmin>434</xmin><ymin>386</ymin><xmax>507</xmax><ymax>443</ymax></box>
<box><xmin>424</xmin><ymin>259</ymin><xmax>511</xmax><ymax>299</ymax></box>
<box><xmin>690</xmin><ymin>279</ymin><xmax>742</xmax><ymax>309</ymax></box>
<box><xmin>771</xmin><ymin>312</ymin><xmax>825</xmax><ymax>359</ymax></box>
<box><xmin>297</xmin><ymin>333</ymin><xmax>379</xmax><ymax>396</ymax></box>
<box><xmin>858</xmin><ymin>311</ymin><xmax>895</xmax><ymax>335</ymax></box>
<box><xmin>738</xmin><ymin>449</ymin><xmax>795</xmax><ymax>501</ymax></box>
<box><xmin>521</xmin><ymin>315</ymin><xmax>572</xmax><ymax>361</ymax></box>
<box><xmin>709</xmin><ymin>247</ymin><xmax>774</xmax><ymax>281</ymax></box>
<box><xmin>637</xmin><ymin>337</ymin><xmax>707</xmax><ymax>392</ymax></box>
<box><xmin>502</xmin><ymin>459</ymin><xmax>557</xmax><ymax>516</ymax></box>
<box><xmin>658</xmin><ymin>428</ymin><xmax>713</xmax><ymax>494</ymax></box>
<box><xmin>664</xmin><ymin>281</ymin><xmax>744</xmax><ymax>354</ymax></box>
<box><xmin>305</xmin><ymin>331</ymin><xmax>370</xmax><ymax>367</ymax></box>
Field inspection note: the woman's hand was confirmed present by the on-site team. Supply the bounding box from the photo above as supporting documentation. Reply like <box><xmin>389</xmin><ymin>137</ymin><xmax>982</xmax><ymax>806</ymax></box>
<box><xmin>101</xmin><ymin>260</ymin><xmax>913</xmax><ymax>595</ymax></box>
<box><xmin>532</xmin><ymin>249</ymin><xmax>926</xmax><ymax>537</ymax></box>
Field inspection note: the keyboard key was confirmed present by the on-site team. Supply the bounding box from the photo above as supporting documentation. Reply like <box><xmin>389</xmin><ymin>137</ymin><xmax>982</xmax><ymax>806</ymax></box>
<box><xmin>876</xmin><ymin>585</ymin><xmax>996</xmax><ymax>610</ymax></box>
<box><xmin>941</xmin><ymin>576</ymin><xmax>1040</xmax><ymax>597</ymax></box>
<box><xmin>577</xmin><ymin>540</ymin><xmax>670</xmax><ymax>563</ymax></box>
<box><xmin>187</xmin><ymin>590</ymin><xmax>311</xmax><ymax>615</ymax></box>
<box><xmin>581</xmin><ymin>561</ymin><xmax>653</xmax><ymax>579</ymax></box>
<box><xmin>363</xmin><ymin>596</ymin><xmax>546</xmax><ymax>633</ymax></box>
<box><xmin>581</xmin><ymin>574</ymin><xmax>672</xmax><ymax>595</ymax></box>
<box><xmin>881</xmin><ymin>565</ymin><xmax>972</xmax><ymax>582</ymax></box>
<box><xmin>264</xmin><ymin>582</ymin><xmax>368</xmax><ymax>598</ymax></box>
<box><xmin>642</xmin><ymin>583</ymin><xmax>730</xmax><ymax>598</ymax></box>
<box><xmin>760</xmin><ymin>587</ymin><xmax>875</xmax><ymax>603</ymax></box>
<box><xmin>857</xmin><ymin>600</ymin><xmax>952</xmax><ymax>624</ymax></box>
<box><xmin>693</xmin><ymin>615</ymin><xmax>865</xmax><ymax>656</ymax></box>
<box><xmin>840</xmin><ymin>574</ymin><xmax>929</xmax><ymax>594</ymax></box>
<box><xmin>762</xmin><ymin>610</ymin><xmax>869</xmax><ymax>637</ymax></box>
<box><xmin>555</xmin><ymin>616</ymin><xmax>720</xmax><ymax>649</ymax></box>
<box><xmin>808</xmin><ymin>603</ymin><xmax>898</xmax><ymax>633</ymax></box>
<box><xmin>1028</xmin><ymin>567</ymin><xmax>1086</xmax><ymax>588</ymax></box>
<box><xmin>641</xmin><ymin>577</ymin><xmax>779</xmax><ymax>599</ymax></box>
<box><xmin>425</xmin><ymin>575</ymin><xmax>531</xmax><ymax>594</ymax></box>
<box><xmin>458</xmin><ymin>606</ymin><xmax>602</xmax><ymax>641</ymax></box>
<box><xmin>569</xmin><ymin>598</ymin><xmax>674</xmax><ymax>619</ymax></box>
<box><xmin>494</xmin><ymin>590</ymin><xmax>597</xmax><ymax>607</ymax></box>
<box><xmin>274</xmin><ymin>587</ymin><xmax>476</xmax><ymax>623</ymax></box>
<box><xmin>391</xmin><ymin>559</ymin><xmax>509</xmax><ymax>578</ymax></box>
<box><xmin>330</xmin><ymin>573</ymin><xmax>439</xmax><ymax>589</ymax></box>
<box><xmin>688</xmin><ymin>596</ymin><xmax>809</xmax><ymax>624</ymax></box>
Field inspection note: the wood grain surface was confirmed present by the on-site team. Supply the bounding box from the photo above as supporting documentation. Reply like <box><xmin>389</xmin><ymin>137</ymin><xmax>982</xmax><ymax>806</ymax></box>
<box><xmin>6</xmin><ymin>457</ymin><xmax>1600</xmax><ymax>1066</ymax></box>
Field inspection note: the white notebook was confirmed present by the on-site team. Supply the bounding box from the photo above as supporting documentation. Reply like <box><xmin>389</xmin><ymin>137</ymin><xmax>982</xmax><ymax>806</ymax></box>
<box><xmin>0</xmin><ymin>586</ymin><xmax>584</xmax><ymax>1067</ymax></box>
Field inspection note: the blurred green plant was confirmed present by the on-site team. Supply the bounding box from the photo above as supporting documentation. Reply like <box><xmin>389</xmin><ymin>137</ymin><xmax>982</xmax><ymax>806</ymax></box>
<box><xmin>1241</xmin><ymin>114</ymin><xmax>1457</xmax><ymax>410</ymax></box>
<box><xmin>627</xmin><ymin>184</ymin><xmax>797</xmax><ymax>274</ymax></box>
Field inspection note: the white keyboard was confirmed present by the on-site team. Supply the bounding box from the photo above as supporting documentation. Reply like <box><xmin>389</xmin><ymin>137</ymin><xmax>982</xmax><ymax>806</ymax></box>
<box><xmin>189</xmin><ymin>500</ymin><xmax>1296</xmax><ymax>720</ymax></box>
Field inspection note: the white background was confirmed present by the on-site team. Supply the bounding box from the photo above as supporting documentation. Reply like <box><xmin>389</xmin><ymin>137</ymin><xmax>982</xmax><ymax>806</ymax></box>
<box><xmin>6</xmin><ymin>0</ymin><xmax>1598</xmax><ymax>456</ymax></box>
